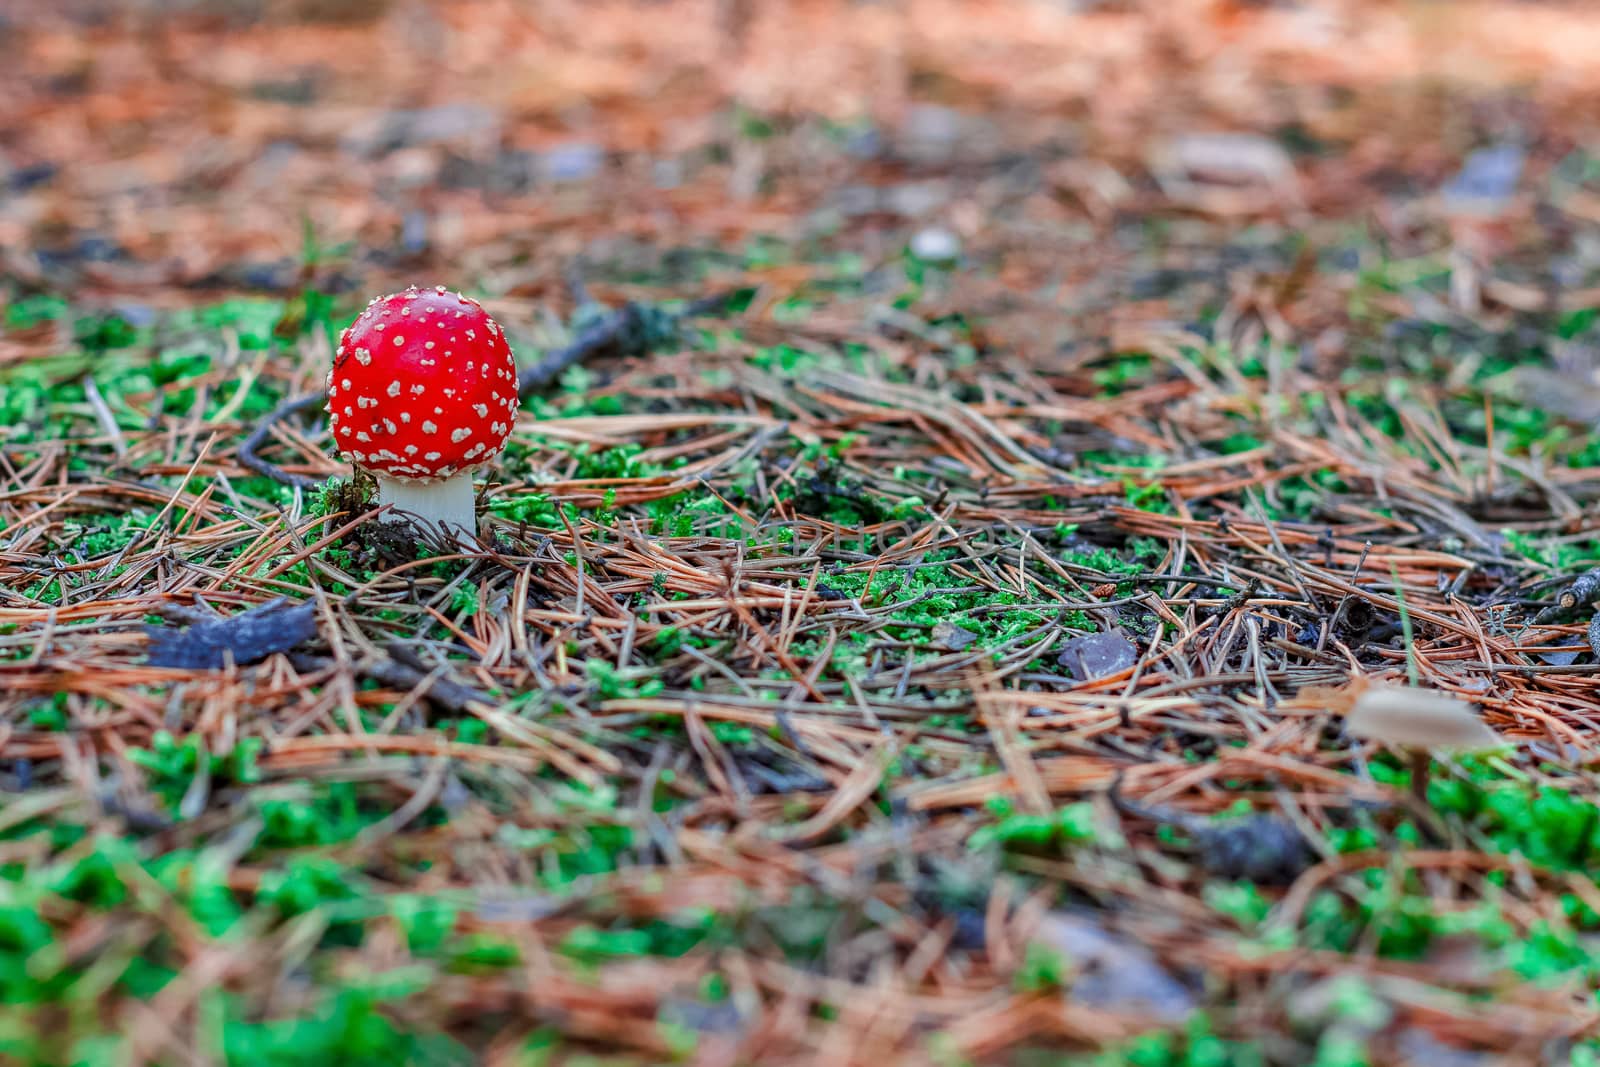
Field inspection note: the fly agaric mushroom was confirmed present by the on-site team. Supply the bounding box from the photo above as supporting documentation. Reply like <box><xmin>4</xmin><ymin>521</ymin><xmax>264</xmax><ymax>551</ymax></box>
<box><xmin>326</xmin><ymin>286</ymin><xmax>519</xmax><ymax>539</ymax></box>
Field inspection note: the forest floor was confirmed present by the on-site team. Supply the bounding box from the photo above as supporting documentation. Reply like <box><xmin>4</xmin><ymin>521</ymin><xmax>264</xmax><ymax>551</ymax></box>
<box><xmin>6</xmin><ymin>2</ymin><xmax>1600</xmax><ymax>1065</ymax></box>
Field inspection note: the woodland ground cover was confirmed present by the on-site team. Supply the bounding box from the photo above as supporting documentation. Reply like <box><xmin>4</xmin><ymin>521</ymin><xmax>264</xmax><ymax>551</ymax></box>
<box><xmin>5</xmin><ymin>2</ymin><xmax>1600</xmax><ymax>1064</ymax></box>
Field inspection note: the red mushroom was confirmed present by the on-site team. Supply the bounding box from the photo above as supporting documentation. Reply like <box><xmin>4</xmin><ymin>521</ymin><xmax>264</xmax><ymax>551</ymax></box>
<box><xmin>325</xmin><ymin>286</ymin><xmax>520</xmax><ymax>539</ymax></box>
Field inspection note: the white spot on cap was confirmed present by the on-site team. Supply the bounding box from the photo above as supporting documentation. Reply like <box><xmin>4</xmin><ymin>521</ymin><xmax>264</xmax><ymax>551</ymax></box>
<box><xmin>339</xmin><ymin>426</ymin><xmax>352</xmax><ymax>436</ymax></box>
<box><xmin>424</xmin><ymin>341</ymin><xmax>435</xmax><ymax>350</ymax></box>
<box><xmin>354</xmin><ymin>347</ymin><xmax>372</xmax><ymax>365</ymax></box>
<box><xmin>473</xmin><ymin>403</ymin><xmax>488</xmax><ymax>417</ymax></box>
<box><xmin>341</xmin><ymin>378</ymin><xmax>352</xmax><ymax>390</ymax></box>
<box><xmin>356</xmin><ymin>431</ymin><xmax>371</xmax><ymax>442</ymax></box>
<box><xmin>425</xmin><ymin>451</ymin><xmax>441</xmax><ymax>461</ymax></box>
<box><xmin>393</xmin><ymin>335</ymin><xmax>405</xmax><ymax>346</ymax></box>
<box><xmin>411</xmin><ymin>385</ymin><xmax>425</xmax><ymax>395</ymax></box>
<box><xmin>422</xmin><ymin>420</ymin><xmax>438</xmax><ymax>434</ymax></box>
<box><xmin>400</xmin><ymin>412</ymin><xmax>411</xmax><ymax>424</ymax></box>
<box><xmin>450</xmin><ymin>427</ymin><xmax>471</xmax><ymax>443</ymax></box>
<box><xmin>387</xmin><ymin>381</ymin><xmax>401</xmax><ymax>397</ymax></box>
<box><xmin>405</xmin><ymin>444</ymin><xmax>418</xmax><ymax>455</ymax></box>
<box><xmin>383</xmin><ymin>418</ymin><xmax>397</xmax><ymax>434</ymax></box>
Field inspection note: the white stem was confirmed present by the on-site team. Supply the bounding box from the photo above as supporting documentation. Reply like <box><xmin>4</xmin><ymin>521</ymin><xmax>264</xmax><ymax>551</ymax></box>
<box><xmin>376</xmin><ymin>474</ymin><xmax>476</xmax><ymax>543</ymax></box>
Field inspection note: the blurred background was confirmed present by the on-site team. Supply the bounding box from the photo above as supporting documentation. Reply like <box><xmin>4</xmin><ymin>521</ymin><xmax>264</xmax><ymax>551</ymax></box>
<box><xmin>4</xmin><ymin>0</ymin><xmax>1599</xmax><ymax>345</ymax></box>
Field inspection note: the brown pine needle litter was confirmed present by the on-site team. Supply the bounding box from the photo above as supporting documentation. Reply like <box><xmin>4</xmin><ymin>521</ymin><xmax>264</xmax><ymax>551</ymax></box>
<box><xmin>6</xmin><ymin>1</ymin><xmax>1600</xmax><ymax>1064</ymax></box>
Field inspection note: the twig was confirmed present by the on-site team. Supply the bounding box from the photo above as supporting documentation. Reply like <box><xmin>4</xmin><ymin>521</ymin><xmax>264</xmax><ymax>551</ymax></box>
<box><xmin>236</xmin><ymin>392</ymin><xmax>327</xmax><ymax>490</ymax></box>
<box><xmin>516</xmin><ymin>289</ymin><xmax>743</xmax><ymax>397</ymax></box>
<box><xmin>83</xmin><ymin>375</ymin><xmax>128</xmax><ymax>459</ymax></box>
<box><xmin>1530</xmin><ymin>567</ymin><xmax>1600</xmax><ymax>624</ymax></box>
<box><xmin>288</xmin><ymin>647</ymin><xmax>483</xmax><ymax>713</ymax></box>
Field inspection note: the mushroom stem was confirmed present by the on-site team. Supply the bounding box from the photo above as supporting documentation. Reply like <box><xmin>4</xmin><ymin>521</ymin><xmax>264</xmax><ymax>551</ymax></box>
<box><xmin>1409</xmin><ymin>749</ymin><xmax>1432</xmax><ymax>805</ymax></box>
<box><xmin>376</xmin><ymin>474</ymin><xmax>476</xmax><ymax>542</ymax></box>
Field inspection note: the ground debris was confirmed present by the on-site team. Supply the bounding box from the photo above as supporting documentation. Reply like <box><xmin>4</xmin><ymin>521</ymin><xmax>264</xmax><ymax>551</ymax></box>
<box><xmin>1032</xmin><ymin>912</ymin><xmax>1195</xmax><ymax>1022</ymax></box>
<box><xmin>1057</xmin><ymin>631</ymin><xmax>1139</xmax><ymax>681</ymax></box>
<box><xmin>1528</xmin><ymin>568</ymin><xmax>1600</xmax><ymax>661</ymax></box>
<box><xmin>1110</xmin><ymin>775</ymin><xmax>1313</xmax><ymax>884</ymax></box>
<box><xmin>1440</xmin><ymin>143</ymin><xmax>1525</xmax><ymax>216</ymax></box>
<box><xmin>144</xmin><ymin>599</ymin><xmax>318</xmax><ymax>670</ymax></box>
<box><xmin>7</xmin><ymin>1</ymin><xmax>1600</xmax><ymax>1061</ymax></box>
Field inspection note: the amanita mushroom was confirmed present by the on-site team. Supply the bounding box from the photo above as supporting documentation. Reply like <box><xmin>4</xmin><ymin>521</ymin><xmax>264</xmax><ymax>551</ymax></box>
<box><xmin>326</xmin><ymin>286</ymin><xmax>519</xmax><ymax>539</ymax></box>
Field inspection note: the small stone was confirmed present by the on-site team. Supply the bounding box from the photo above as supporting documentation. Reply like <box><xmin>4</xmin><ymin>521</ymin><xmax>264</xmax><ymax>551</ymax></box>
<box><xmin>1498</xmin><ymin>366</ymin><xmax>1600</xmax><ymax>423</ymax></box>
<box><xmin>885</xmin><ymin>181</ymin><xmax>950</xmax><ymax>218</ymax></box>
<box><xmin>1152</xmin><ymin>131</ymin><xmax>1297</xmax><ymax>190</ymax></box>
<box><xmin>931</xmin><ymin>621</ymin><xmax>979</xmax><ymax>652</ymax></box>
<box><xmin>539</xmin><ymin>142</ymin><xmax>605</xmax><ymax>183</ymax></box>
<box><xmin>1057</xmin><ymin>631</ymin><xmax>1138</xmax><ymax>681</ymax></box>
<box><xmin>400</xmin><ymin>211</ymin><xmax>429</xmax><ymax>255</ymax></box>
<box><xmin>1393</xmin><ymin>1028</ymin><xmax>1493</xmax><ymax>1067</ymax></box>
<box><xmin>897</xmin><ymin>105</ymin><xmax>996</xmax><ymax>164</ymax></box>
<box><xmin>910</xmin><ymin>227</ymin><xmax>961</xmax><ymax>265</ymax></box>
<box><xmin>341</xmin><ymin>103</ymin><xmax>500</xmax><ymax>157</ymax></box>
<box><xmin>1032</xmin><ymin>912</ymin><xmax>1194</xmax><ymax>1022</ymax></box>
<box><xmin>652</xmin><ymin>158</ymin><xmax>684</xmax><ymax>189</ymax></box>
<box><xmin>1441</xmin><ymin>143</ymin><xmax>1524</xmax><ymax>216</ymax></box>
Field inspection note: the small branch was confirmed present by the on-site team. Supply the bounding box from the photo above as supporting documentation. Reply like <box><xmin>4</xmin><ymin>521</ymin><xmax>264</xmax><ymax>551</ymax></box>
<box><xmin>516</xmin><ymin>304</ymin><xmax>643</xmax><ymax>396</ymax></box>
<box><xmin>237</xmin><ymin>392</ymin><xmax>327</xmax><ymax>490</ymax></box>
<box><xmin>289</xmin><ymin>646</ymin><xmax>486</xmax><ymax>713</ymax></box>
<box><xmin>84</xmin><ymin>375</ymin><xmax>128</xmax><ymax>459</ymax></box>
<box><xmin>516</xmin><ymin>288</ymin><xmax>744</xmax><ymax>398</ymax></box>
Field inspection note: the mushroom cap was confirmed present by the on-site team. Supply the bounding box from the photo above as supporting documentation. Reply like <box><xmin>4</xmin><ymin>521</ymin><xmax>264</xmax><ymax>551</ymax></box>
<box><xmin>326</xmin><ymin>286</ymin><xmax>519</xmax><ymax>481</ymax></box>
<box><xmin>1344</xmin><ymin>684</ymin><xmax>1501</xmax><ymax>752</ymax></box>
